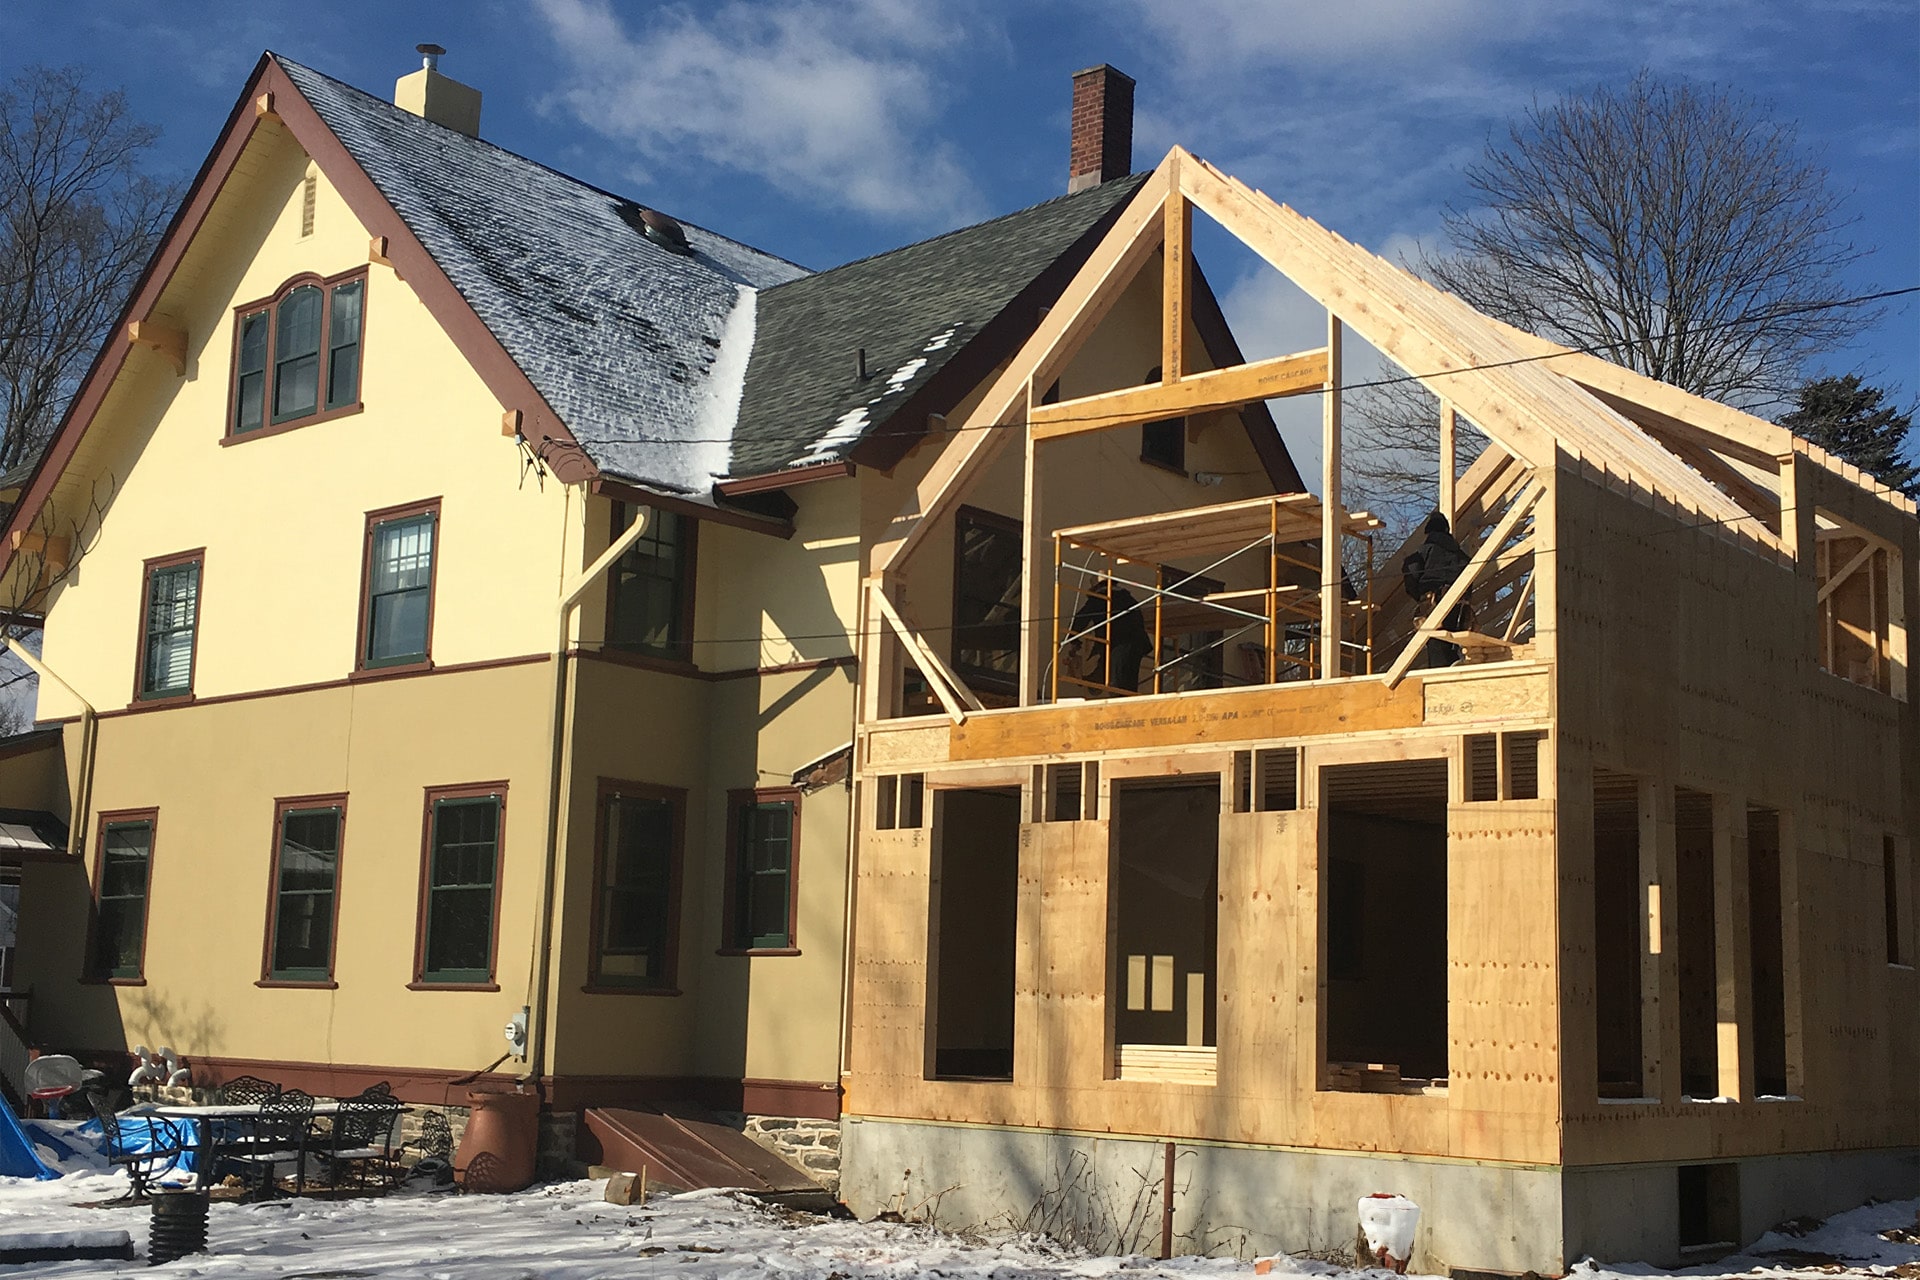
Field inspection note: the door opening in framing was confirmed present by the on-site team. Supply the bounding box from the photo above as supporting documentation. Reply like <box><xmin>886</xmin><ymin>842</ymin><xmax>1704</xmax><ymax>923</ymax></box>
<box><xmin>1594</xmin><ymin>770</ymin><xmax>1645</xmax><ymax>1098</ymax></box>
<box><xmin>927</xmin><ymin>787</ymin><xmax>1021</xmax><ymax>1081</ymax></box>
<box><xmin>1322</xmin><ymin>758</ymin><xmax>1449</xmax><ymax>1091</ymax></box>
<box><xmin>1747</xmin><ymin>805</ymin><xmax>1788</xmax><ymax>1097</ymax></box>
<box><xmin>1111</xmin><ymin>779</ymin><xmax>1219</xmax><ymax>1052</ymax></box>
<box><xmin>1675</xmin><ymin>787</ymin><xmax>1719</xmax><ymax>1098</ymax></box>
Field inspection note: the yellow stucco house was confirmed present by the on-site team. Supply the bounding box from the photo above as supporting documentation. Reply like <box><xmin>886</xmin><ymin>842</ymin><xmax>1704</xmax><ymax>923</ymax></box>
<box><xmin>0</xmin><ymin>54</ymin><xmax>1297</xmax><ymax>1171</ymax></box>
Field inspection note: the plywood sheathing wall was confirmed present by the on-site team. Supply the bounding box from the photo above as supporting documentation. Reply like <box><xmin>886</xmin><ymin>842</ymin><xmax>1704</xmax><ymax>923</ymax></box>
<box><xmin>1555</xmin><ymin>468</ymin><xmax>1918</xmax><ymax>1166</ymax></box>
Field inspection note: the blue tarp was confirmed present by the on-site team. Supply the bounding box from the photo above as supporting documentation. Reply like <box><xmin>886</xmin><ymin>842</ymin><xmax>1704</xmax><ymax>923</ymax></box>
<box><xmin>75</xmin><ymin>1115</ymin><xmax>201</xmax><ymax>1175</ymax></box>
<box><xmin>0</xmin><ymin>1095</ymin><xmax>58</xmax><ymax>1180</ymax></box>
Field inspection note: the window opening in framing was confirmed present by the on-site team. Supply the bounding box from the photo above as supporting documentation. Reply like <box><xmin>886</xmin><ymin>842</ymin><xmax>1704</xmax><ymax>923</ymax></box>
<box><xmin>1045</xmin><ymin>763</ymin><xmax>1084</xmax><ymax>823</ymax></box>
<box><xmin>1504</xmin><ymin>731</ymin><xmax>1543</xmax><ymax>800</ymax></box>
<box><xmin>1815</xmin><ymin>526</ymin><xmax>1903</xmax><ymax>698</ymax></box>
<box><xmin>1466</xmin><ymin>734</ymin><xmax>1498</xmax><ymax>801</ymax></box>
<box><xmin>1256</xmin><ymin>748</ymin><xmax>1298</xmax><ymax>811</ymax></box>
<box><xmin>1112</xmin><ymin>780</ymin><xmax>1219</xmax><ymax>1052</ymax></box>
<box><xmin>1675</xmin><ymin>786</ymin><xmax>1719</xmax><ymax>1098</ymax></box>
<box><xmin>1322</xmin><ymin>758</ymin><xmax>1449</xmax><ymax>1091</ymax></box>
<box><xmin>875</xmin><ymin>774</ymin><xmax>924</xmax><ymax>831</ymax></box>
<box><xmin>1593</xmin><ymin>770</ymin><xmax>1644</xmax><ymax>1098</ymax></box>
<box><xmin>928</xmin><ymin>787</ymin><xmax>1020</xmax><ymax>1081</ymax></box>
<box><xmin>1747</xmin><ymin>806</ymin><xmax>1788</xmax><ymax>1097</ymax></box>
<box><xmin>1885</xmin><ymin>835</ymin><xmax>1905</xmax><ymax>966</ymax></box>
<box><xmin>1677</xmin><ymin>1163</ymin><xmax>1740</xmax><ymax>1251</ymax></box>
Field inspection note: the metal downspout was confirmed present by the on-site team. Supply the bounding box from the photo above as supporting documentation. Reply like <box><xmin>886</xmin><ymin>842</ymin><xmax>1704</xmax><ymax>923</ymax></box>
<box><xmin>6</xmin><ymin>640</ymin><xmax>95</xmax><ymax>858</ymax></box>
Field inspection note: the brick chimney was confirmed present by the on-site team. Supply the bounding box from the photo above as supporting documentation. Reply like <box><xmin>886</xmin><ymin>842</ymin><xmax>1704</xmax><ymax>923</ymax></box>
<box><xmin>1068</xmin><ymin>65</ymin><xmax>1134</xmax><ymax>193</ymax></box>
<box><xmin>395</xmin><ymin>43</ymin><xmax>482</xmax><ymax>137</ymax></box>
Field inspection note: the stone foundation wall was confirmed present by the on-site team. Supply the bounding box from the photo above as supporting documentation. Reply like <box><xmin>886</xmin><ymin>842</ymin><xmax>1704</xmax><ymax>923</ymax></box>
<box><xmin>727</xmin><ymin>1113</ymin><xmax>841</xmax><ymax>1194</ymax></box>
<box><xmin>536</xmin><ymin>1109</ymin><xmax>584</xmax><ymax>1181</ymax></box>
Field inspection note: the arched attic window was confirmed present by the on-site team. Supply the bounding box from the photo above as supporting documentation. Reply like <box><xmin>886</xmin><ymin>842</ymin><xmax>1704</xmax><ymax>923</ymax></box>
<box><xmin>229</xmin><ymin>270</ymin><xmax>366</xmax><ymax>440</ymax></box>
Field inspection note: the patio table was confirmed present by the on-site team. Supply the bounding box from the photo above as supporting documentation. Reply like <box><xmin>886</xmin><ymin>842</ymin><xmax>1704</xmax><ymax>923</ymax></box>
<box><xmin>149</xmin><ymin>1101</ymin><xmax>345</xmax><ymax>1192</ymax></box>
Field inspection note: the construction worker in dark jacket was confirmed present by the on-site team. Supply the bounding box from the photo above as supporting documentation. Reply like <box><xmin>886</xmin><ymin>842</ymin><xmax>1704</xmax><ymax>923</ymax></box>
<box><xmin>1402</xmin><ymin>512</ymin><xmax>1470</xmax><ymax>667</ymax></box>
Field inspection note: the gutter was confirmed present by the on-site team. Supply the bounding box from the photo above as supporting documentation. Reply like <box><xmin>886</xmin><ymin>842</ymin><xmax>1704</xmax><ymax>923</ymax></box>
<box><xmin>523</xmin><ymin>496</ymin><xmax>654</xmax><ymax>1091</ymax></box>
<box><xmin>4</xmin><ymin>641</ymin><xmax>95</xmax><ymax>860</ymax></box>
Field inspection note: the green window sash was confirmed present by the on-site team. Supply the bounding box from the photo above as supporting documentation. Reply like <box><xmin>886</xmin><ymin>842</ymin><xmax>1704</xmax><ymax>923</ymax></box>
<box><xmin>326</xmin><ymin>280</ymin><xmax>362</xmax><ymax>411</ymax></box>
<box><xmin>421</xmin><ymin>797</ymin><xmax>500</xmax><ymax>983</ymax></box>
<box><xmin>93</xmin><ymin>821</ymin><xmax>152</xmax><ymax>980</ymax></box>
<box><xmin>268</xmin><ymin>807</ymin><xmax>342</xmax><ymax>981</ymax></box>
<box><xmin>365</xmin><ymin>513</ymin><xmax>434</xmax><ymax>667</ymax></box>
<box><xmin>272</xmin><ymin>285</ymin><xmax>323</xmax><ymax>422</ymax></box>
<box><xmin>732</xmin><ymin>801</ymin><xmax>793</xmax><ymax>950</ymax></box>
<box><xmin>595</xmin><ymin>793</ymin><xmax>676</xmax><ymax>986</ymax></box>
<box><xmin>234</xmin><ymin>312</ymin><xmax>269</xmax><ymax>434</ymax></box>
<box><xmin>140</xmin><ymin>561</ymin><xmax>199</xmax><ymax>698</ymax></box>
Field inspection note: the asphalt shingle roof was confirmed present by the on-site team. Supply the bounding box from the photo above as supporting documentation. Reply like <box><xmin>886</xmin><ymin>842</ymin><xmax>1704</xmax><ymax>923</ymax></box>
<box><xmin>280</xmin><ymin>55</ymin><xmax>1148</xmax><ymax>495</ymax></box>
<box><xmin>278</xmin><ymin>55</ymin><xmax>807</xmax><ymax>498</ymax></box>
<box><xmin>731</xmin><ymin>173</ymin><xmax>1149</xmax><ymax>478</ymax></box>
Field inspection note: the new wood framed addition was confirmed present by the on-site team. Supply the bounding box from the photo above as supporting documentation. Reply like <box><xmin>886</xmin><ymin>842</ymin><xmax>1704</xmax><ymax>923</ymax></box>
<box><xmin>224</xmin><ymin>268</ymin><xmax>367</xmax><ymax>444</ymax></box>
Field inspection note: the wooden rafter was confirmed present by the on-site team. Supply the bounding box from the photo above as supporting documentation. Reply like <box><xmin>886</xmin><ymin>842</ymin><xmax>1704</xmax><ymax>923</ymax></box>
<box><xmin>872</xmin><ymin>586</ymin><xmax>982</xmax><ymax>723</ymax></box>
<box><xmin>1163</xmin><ymin>175</ymin><xmax>1190</xmax><ymax>382</ymax></box>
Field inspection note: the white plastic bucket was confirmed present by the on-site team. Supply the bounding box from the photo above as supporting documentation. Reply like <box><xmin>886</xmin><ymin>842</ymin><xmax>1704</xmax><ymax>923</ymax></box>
<box><xmin>1358</xmin><ymin>1192</ymin><xmax>1421</xmax><ymax>1272</ymax></box>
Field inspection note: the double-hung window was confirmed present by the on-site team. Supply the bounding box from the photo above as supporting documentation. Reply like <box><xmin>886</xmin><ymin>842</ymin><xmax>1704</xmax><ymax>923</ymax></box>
<box><xmin>230</xmin><ymin>272</ymin><xmax>365</xmax><ymax>439</ymax></box>
<box><xmin>137</xmin><ymin>552</ymin><xmax>202</xmax><ymax>700</ymax></box>
<box><xmin>606</xmin><ymin>504</ymin><xmax>694</xmax><ymax>661</ymax></box>
<box><xmin>91</xmin><ymin>813</ymin><xmax>157</xmax><ymax>981</ymax></box>
<box><xmin>590</xmin><ymin>782</ymin><xmax>683</xmax><ymax>990</ymax></box>
<box><xmin>725</xmin><ymin>790</ymin><xmax>799</xmax><ymax>953</ymax></box>
<box><xmin>264</xmin><ymin>799</ymin><xmax>346</xmax><ymax>984</ymax></box>
<box><xmin>359</xmin><ymin>501</ymin><xmax>438</xmax><ymax>670</ymax></box>
<box><xmin>415</xmin><ymin>786</ymin><xmax>506</xmax><ymax>986</ymax></box>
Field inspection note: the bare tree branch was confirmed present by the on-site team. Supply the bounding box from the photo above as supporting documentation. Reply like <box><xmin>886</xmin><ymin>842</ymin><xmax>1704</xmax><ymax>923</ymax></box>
<box><xmin>1424</xmin><ymin>72</ymin><xmax>1871</xmax><ymax>414</ymax></box>
<box><xmin>0</xmin><ymin>66</ymin><xmax>178</xmax><ymax>471</ymax></box>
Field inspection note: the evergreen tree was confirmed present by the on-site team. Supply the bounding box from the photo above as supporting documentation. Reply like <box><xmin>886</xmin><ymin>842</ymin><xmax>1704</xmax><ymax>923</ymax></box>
<box><xmin>1779</xmin><ymin>374</ymin><xmax>1918</xmax><ymax>497</ymax></box>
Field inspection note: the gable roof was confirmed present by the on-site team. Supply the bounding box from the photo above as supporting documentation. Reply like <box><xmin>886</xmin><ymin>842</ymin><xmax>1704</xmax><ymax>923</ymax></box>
<box><xmin>731</xmin><ymin>174</ymin><xmax>1148</xmax><ymax>478</ymax></box>
<box><xmin>276</xmin><ymin>57</ymin><xmax>809</xmax><ymax>498</ymax></box>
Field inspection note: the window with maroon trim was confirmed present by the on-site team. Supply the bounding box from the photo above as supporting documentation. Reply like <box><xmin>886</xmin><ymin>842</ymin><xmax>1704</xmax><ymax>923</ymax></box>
<box><xmin>1140</xmin><ymin>366</ymin><xmax>1187</xmax><ymax>473</ymax></box>
<box><xmin>136</xmin><ymin>551</ymin><xmax>203</xmax><ymax>701</ymax></box>
<box><xmin>606</xmin><ymin>503</ymin><xmax>696</xmax><ymax>661</ymax></box>
<box><xmin>264</xmin><ymin>798</ymin><xmax>346</xmax><ymax>983</ymax></box>
<box><xmin>358</xmin><ymin>501</ymin><xmax>439</xmax><ymax>671</ymax></box>
<box><xmin>591</xmin><ymin>782</ymin><xmax>684</xmax><ymax>990</ymax></box>
<box><xmin>90</xmin><ymin>812</ymin><xmax>157</xmax><ymax>981</ymax></box>
<box><xmin>230</xmin><ymin>271</ymin><xmax>366</xmax><ymax>438</ymax></box>
<box><xmin>415</xmin><ymin>785</ymin><xmax>506</xmax><ymax>986</ymax></box>
<box><xmin>724</xmin><ymin>789</ymin><xmax>800</xmax><ymax>953</ymax></box>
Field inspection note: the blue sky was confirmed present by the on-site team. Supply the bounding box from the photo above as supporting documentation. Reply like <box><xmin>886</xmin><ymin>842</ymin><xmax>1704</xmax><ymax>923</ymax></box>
<box><xmin>3</xmin><ymin>0</ymin><xmax>1915</xmax><ymax>478</ymax></box>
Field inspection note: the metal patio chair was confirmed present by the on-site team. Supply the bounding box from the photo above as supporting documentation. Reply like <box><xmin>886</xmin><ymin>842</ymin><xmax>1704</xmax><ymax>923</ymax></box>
<box><xmin>321</xmin><ymin>1094</ymin><xmax>403</xmax><ymax>1190</ymax></box>
<box><xmin>228</xmin><ymin>1087</ymin><xmax>314</xmax><ymax>1199</ymax></box>
<box><xmin>86</xmin><ymin>1089</ymin><xmax>187</xmax><ymax>1202</ymax></box>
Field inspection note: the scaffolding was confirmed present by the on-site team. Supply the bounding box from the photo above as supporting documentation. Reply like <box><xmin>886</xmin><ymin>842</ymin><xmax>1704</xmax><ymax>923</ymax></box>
<box><xmin>1049</xmin><ymin>494</ymin><xmax>1383</xmax><ymax>700</ymax></box>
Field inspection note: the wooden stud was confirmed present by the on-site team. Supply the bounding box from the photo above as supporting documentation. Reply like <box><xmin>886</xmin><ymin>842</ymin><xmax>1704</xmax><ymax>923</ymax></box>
<box><xmin>1439</xmin><ymin>401</ymin><xmax>1457</xmax><ymax>525</ymax></box>
<box><xmin>1163</xmin><ymin>174</ymin><xmax>1190</xmax><ymax>384</ymax></box>
<box><xmin>125</xmin><ymin>319</ymin><xmax>187</xmax><ymax>375</ymax></box>
<box><xmin>1321</xmin><ymin>316</ymin><xmax>1342</xmax><ymax>676</ymax></box>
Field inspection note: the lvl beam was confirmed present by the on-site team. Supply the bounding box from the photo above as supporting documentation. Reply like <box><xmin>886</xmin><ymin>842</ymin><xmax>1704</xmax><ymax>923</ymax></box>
<box><xmin>1028</xmin><ymin>347</ymin><xmax>1329</xmax><ymax>442</ymax></box>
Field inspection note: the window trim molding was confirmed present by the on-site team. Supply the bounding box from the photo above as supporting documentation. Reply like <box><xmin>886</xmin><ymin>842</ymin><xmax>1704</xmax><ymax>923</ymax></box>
<box><xmin>604</xmin><ymin>502</ymin><xmax>699</xmax><ymax>663</ymax></box>
<box><xmin>410</xmin><ymin>781</ymin><xmax>508</xmax><ymax>990</ymax></box>
<box><xmin>585</xmin><ymin>777</ymin><xmax>687</xmax><ymax>994</ymax></box>
<box><xmin>131</xmin><ymin>548</ymin><xmax>205</xmax><ymax>707</ymax></box>
<box><xmin>951</xmin><ymin>504</ymin><xmax>1023</xmax><ymax>694</ymax></box>
<box><xmin>718</xmin><ymin>786</ymin><xmax>803</xmax><ymax>956</ymax></box>
<box><xmin>354</xmin><ymin>497</ymin><xmax>441</xmax><ymax>678</ymax></box>
<box><xmin>81</xmin><ymin>807</ymin><xmax>159</xmax><ymax>985</ymax></box>
<box><xmin>257</xmin><ymin>793</ymin><xmax>349</xmax><ymax>989</ymax></box>
<box><xmin>223</xmin><ymin>267</ymin><xmax>368</xmax><ymax>445</ymax></box>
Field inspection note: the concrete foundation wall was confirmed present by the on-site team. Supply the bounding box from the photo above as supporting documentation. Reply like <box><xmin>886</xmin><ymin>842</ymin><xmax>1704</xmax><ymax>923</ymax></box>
<box><xmin>1565</xmin><ymin>1149</ymin><xmax>1920</xmax><ymax>1267</ymax></box>
<box><xmin>841</xmin><ymin>1116</ymin><xmax>1566</xmax><ymax>1274</ymax></box>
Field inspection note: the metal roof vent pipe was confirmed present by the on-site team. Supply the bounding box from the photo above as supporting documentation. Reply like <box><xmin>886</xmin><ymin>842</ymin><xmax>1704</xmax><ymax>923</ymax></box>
<box><xmin>395</xmin><ymin>42</ymin><xmax>483</xmax><ymax>138</ymax></box>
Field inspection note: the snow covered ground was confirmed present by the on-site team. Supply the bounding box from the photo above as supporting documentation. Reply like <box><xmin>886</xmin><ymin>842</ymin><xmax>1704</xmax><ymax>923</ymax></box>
<box><xmin>0</xmin><ymin>1136</ymin><xmax>1915</xmax><ymax>1279</ymax></box>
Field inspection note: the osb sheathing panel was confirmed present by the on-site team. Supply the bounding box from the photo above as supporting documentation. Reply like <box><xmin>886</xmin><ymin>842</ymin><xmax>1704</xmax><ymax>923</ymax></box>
<box><xmin>1554</xmin><ymin>468</ymin><xmax>1919</xmax><ymax>1167</ymax></box>
<box><xmin>849</xmin><ymin>800</ymin><xmax>1564</xmax><ymax>1164</ymax></box>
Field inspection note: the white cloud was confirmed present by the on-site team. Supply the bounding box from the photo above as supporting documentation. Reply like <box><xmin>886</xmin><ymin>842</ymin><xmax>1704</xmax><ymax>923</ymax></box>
<box><xmin>531</xmin><ymin>0</ymin><xmax>988</xmax><ymax>226</ymax></box>
<box><xmin>1106</xmin><ymin>0</ymin><xmax>1551</xmax><ymax>72</ymax></box>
